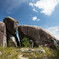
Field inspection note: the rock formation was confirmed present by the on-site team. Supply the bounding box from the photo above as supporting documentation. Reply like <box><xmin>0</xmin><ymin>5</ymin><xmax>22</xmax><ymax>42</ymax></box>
<box><xmin>3</xmin><ymin>17</ymin><xmax>19</xmax><ymax>47</ymax></box>
<box><xmin>0</xmin><ymin>22</ymin><xmax>7</xmax><ymax>47</ymax></box>
<box><xmin>18</xmin><ymin>25</ymin><xmax>58</xmax><ymax>49</ymax></box>
<box><xmin>3</xmin><ymin>17</ymin><xmax>18</xmax><ymax>35</ymax></box>
<box><xmin>0</xmin><ymin>17</ymin><xmax>59</xmax><ymax>48</ymax></box>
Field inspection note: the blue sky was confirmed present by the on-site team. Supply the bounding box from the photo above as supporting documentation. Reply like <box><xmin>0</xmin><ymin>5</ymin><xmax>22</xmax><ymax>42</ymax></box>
<box><xmin>0</xmin><ymin>0</ymin><xmax>59</xmax><ymax>40</ymax></box>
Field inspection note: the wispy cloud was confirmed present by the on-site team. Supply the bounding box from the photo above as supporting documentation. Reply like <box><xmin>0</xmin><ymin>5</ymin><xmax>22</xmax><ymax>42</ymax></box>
<box><xmin>29</xmin><ymin>2</ymin><xmax>34</xmax><ymax>7</ymax></box>
<box><xmin>29</xmin><ymin>0</ymin><xmax>59</xmax><ymax>16</ymax></box>
<box><xmin>45</xmin><ymin>26</ymin><xmax>59</xmax><ymax>40</ymax></box>
<box><xmin>32</xmin><ymin>16</ymin><xmax>40</xmax><ymax>21</ymax></box>
<box><xmin>33</xmin><ymin>8</ymin><xmax>37</xmax><ymax>12</ymax></box>
<box><xmin>29</xmin><ymin>2</ymin><xmax>37</xmax><ymax>12</ymax></box>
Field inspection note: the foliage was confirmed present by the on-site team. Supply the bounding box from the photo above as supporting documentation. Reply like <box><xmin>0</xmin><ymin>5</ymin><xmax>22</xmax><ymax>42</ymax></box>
<box><xmin>21</xmin><ymin>37</ymin><xmax>30</xmax><ymax>47</ymax></box>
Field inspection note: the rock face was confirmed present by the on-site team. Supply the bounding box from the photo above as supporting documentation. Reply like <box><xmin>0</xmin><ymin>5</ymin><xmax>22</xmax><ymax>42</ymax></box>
<box><xmin>0</xmin><ymin>22</ymin><xmax>7</xmax><ymax>47</ymax></box>
<box><xmin>7</xmin><ymin>32</ymin><xmax>19</xmax><ymax>47</ymax></box>
<box><xmin>3</xmin><ymin>17</ymin><xmax>18</xmax><ymax>35</ymax></box>
<box><xmin>18</xmin><ymin>25</ymin><xmax>57</xmax><ymax>49</ymax></box>
<box><xmin>3</xmin><ymin>17</ymin><xmax>19</xmax><ymax>47</ymax></box>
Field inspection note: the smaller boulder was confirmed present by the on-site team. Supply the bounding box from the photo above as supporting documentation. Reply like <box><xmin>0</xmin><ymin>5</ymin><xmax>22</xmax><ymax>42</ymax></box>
<box><xmin>0</xmin><ymin>51</ymin><xmax>2</xmax><ymax>55</ymax></box>
<box><xmin>0</xmin><ymin>21</ymin><xmax>7</xmax><ymax>47</ymax></box>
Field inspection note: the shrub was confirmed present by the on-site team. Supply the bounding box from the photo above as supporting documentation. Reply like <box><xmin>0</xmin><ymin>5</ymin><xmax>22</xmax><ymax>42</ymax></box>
<box><xmin>21</xmin><ymin>37</ymin><xmax>30</xmax><ymax>47</ymax></box>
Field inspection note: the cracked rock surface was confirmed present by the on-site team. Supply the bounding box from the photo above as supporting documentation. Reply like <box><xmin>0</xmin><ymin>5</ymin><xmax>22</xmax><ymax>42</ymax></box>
<box><xmin>0</xmin><ymin>22</ymin><xmax>7</xmax><ymax>47</ymax></box>
<box><xmin>18</xmin><ymin>25</ymin><xmax>57</xmax><ymax>49</ymax></box>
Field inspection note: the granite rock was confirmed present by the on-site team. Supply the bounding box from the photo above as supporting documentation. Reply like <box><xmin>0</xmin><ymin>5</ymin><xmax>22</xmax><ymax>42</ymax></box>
<box><xmin>0</xmin><ymin>21</ymin><xmax>7</xmax><ymax>47</ymax></box>
<box><xmin>18</xmin><ymin>25</ymin><xmax>57</xmax><ymax>49</ymax></box>
<box><xmin>3</xmin><ymin>17</ymin><xmax>19</xmax><ymax>47</ymax></box>
<box><xmin>3</xmin><ymin>17</ymin><xmax>18</xmax><ymax>35</ymax></box>
<box><xmin>7</xmin><ymin>32</ymin><xmax>19</xmax><ymax>47</ymax></box>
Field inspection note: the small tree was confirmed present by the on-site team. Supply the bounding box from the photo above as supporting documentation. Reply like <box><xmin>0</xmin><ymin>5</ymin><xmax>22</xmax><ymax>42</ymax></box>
<box><xmin>21</xmin><ymin>37</ymin><xmax>30</xmax><ymax>47</ymax></box>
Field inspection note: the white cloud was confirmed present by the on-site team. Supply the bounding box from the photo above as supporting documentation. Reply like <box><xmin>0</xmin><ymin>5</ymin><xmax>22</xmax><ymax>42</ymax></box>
<box><xmin>45</xmin><ymin>26</ymin><xmax>59</xmax><ymax>40</ymax></box>
<box><xmin>33</xmin><ymin>8</ymin><xmax>37</xmax><ymax>12</ymax></box>
<box><xmin>32</xmin><ymin>16</ymin><xmax>37</xmax><ymax>21</ymax></box>
<box><xmin>29</xmin><ymin>0</ymin><xmax>59</xmax><ymax>16</ymax></box>
<box><xmin>32</xmin><ymin>16</ymin><xmax>40</xmax><ymax>21</ymax></box>
<box><xmin>29</xmin><ymin>2</ymin><xmax>37</xmax><ymax>12</ymax></box>
<box><xmin>29</xmin><ymin>2</ymin><xmax>34</xmax><ymax>7</ymax></box>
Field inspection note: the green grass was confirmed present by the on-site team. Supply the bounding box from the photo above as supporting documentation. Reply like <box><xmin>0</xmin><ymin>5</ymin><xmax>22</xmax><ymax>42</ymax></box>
<box><xmin>0</xmin><ymin>46</ymin><xmax>59</xmax><ymax>59</ymax></box>
<box><xmin>0</xmin><ymin>47</ymin><xmax>21</xmax><ymax>59</ymax></box>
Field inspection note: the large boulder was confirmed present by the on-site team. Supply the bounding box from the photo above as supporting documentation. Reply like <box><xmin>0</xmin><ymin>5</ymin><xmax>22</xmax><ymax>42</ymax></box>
<box><xmin>0</xmin><ymin>22</ymin><xmax>7</xmax><ymax>47</ymax></box>
<box><xmin>18</xmin><ymin>25</ymin><xmax>58</xmax><ymax>49</ymax></box>
<box><xmin>3</xmin><ymin>17</ymin><xmax>19</xmax><ymax>47</ymax></box>
<box><xmin>3</xmin><ymin>17</ymin><xmax>18</xmax><ymax>35</ymax></box>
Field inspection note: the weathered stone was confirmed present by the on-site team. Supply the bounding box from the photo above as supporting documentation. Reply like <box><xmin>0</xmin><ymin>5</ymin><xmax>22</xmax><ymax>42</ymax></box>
<box><xmin>18</xmin><ymin>25</ymin><xmax>58</xmax><ymax>49</ymax></box>
<box><xmin>3</xmin><ymin>17</ymin><xmax>19</xmax><ymax>47</ymax></box>
<box><xmin>0</xmin><ymin>22</ymin><xmax>7</xmax><ymax>47</ymax></box>
<box><xmin>3</xmin><ymin>17</ymin><xmax>18</xmax><ymax>35</ymax></box>
<box><xmin>30</xmin><ymin>40</ymin><xmax>34</xmax><ymax>48</ymax></box>
<box><xmin>0</xmin><ymin>51</ymin><xmax>2</xmax><ymax>55</ymax></box>
<box><xmin>7</xmin><ymin>32</ymin><xmax>19</xmax><ymax>47</ymax></box>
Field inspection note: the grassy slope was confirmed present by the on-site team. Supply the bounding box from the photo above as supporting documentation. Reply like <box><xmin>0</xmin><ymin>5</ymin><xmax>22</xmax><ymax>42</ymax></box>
<box><xmin>0</xmin><ymin>46</ymin><xmax>59</xmax><ymax>59</ymax></box>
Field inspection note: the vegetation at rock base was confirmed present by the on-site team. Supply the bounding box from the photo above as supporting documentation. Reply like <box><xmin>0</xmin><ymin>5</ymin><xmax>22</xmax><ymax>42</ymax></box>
<box><xmin>0</xmin><ymin>46</ymin><xmax>59</xmax><ymax>59</ymax></box>
<box><xmin>21</xmin><ymin>37</ymin><xmax>30</xmax><ymax>47</ymax></box>
<box><xmin>0</xmin><ymin>37</ymin><xmax>59</xmax><ymax>59</ymax></box>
